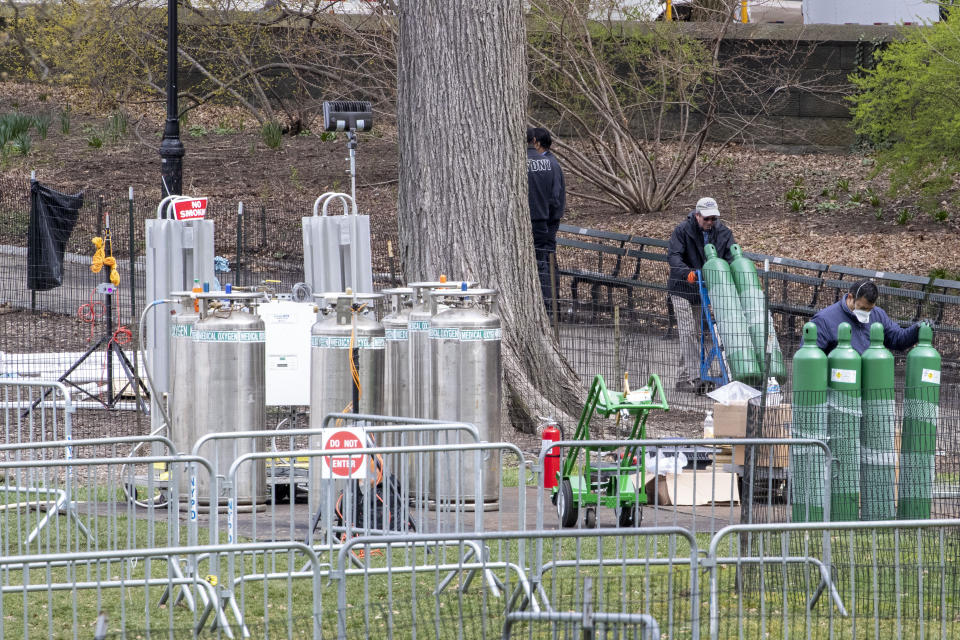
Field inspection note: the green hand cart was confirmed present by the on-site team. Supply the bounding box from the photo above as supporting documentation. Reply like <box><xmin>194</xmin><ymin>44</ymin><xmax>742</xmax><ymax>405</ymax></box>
<box><xmin>552</xmin><ymin>373</ymin><xmax>669</xmax><ymax>528</ymax></box>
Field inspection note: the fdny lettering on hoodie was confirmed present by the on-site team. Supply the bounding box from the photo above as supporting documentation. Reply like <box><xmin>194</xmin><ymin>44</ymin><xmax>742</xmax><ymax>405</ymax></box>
<box><xmin>527</xmin><ymin>157</ymin><xmax>552</xmax><ymax>172</ymax></box>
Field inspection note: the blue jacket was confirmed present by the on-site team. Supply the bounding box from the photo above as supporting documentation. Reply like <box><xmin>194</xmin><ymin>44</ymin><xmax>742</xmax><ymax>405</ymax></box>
<box><xmin>811</xmin><ymin>298</ymin><xmax>919</xmax><ymax>354</ymax></box>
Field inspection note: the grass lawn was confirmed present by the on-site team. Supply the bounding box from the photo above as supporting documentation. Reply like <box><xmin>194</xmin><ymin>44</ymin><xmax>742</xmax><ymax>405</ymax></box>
<box><xmin>0</xmin><ymin>504</ymin><xmax>956</xmax><ymax>639</ymax></box>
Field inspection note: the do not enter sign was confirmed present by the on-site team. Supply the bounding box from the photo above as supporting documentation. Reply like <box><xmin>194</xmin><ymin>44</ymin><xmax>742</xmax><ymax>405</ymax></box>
<box><xmin>321</xmin><ymin>427</ymin><xmax>367</xmax><ymax>480</ymax></box>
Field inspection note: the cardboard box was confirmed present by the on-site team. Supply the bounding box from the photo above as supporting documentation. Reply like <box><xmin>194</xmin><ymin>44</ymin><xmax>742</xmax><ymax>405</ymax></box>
<box><xmin>713</xmin><ymin>402</ymin><xmax>792</xmax><ymax>468</ymax></box>
<box><xmin>713</xmin><ymin>402</ymin><xmax>748</xmax><ymax>438</ymax></box>
<box><xmin>733</xmin><ymin>429</ymin><xmax>790</xmax><ymax>467</ymax></box>
<box><xmin>640</xmin><ymin>467</ymin><xmax>740</xmax><ymax>506</ymax></box>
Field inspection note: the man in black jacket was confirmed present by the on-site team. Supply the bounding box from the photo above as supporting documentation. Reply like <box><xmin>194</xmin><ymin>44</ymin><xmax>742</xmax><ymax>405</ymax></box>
<box><xmin>667</xmin><ymin>197</ymin><xmax>736</xmax><ymax>392</ymax></box>
<box><xmin>527</xmin><ymin>127</ymin><xmax>563</xmax><ymax>305</ymax></box>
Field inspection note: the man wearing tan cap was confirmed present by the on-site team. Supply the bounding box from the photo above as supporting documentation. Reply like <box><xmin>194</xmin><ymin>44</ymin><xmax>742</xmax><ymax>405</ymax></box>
<box><xmin>667</xmin><ymin>197</ymin><xmax>735</xmax><ymax>393</ymax></box>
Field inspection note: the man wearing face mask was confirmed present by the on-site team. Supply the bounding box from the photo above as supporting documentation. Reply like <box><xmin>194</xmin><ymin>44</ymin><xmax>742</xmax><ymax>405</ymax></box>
<box><xmin>811</xmin><ymin>279</ymin><xmax>921</xmax><ymax>354</ymax></box>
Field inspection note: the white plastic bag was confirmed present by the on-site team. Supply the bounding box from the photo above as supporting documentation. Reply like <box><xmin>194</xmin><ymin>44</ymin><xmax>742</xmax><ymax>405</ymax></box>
<box><xmin>645</xmin><ymin>450</ymin><xmax>688</xmax><ymax>476</ymax></box>
<box><xmin>706</xmin><ymin>380</ymin><xmax>762</xmax><ymax>406</ymax></box>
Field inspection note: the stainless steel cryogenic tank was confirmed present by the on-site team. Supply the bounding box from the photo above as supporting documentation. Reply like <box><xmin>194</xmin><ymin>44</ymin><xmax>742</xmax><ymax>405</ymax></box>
<box><xmin>168</xmin><ymin>291</ymin><xmax>198</xmax><ymax>457</ymax></box>
<box><xmin>190</xmin><ymin>292</ymin><xmax>268</xmax><ymax>507</ymax></box>
<box><xmin>408</xmin><ymin>280</ymin><xmax>473</xmax><ymax>420</ymax></box>
<box><xmin>382</xmin><ymin>288</ymin><xmax>413</xmax><ymax>419</ymax></box>
<box><xmin>429</xmin><ymin>288</ymin><xmax>502</xmax><ymax>509</ymax></box>
<box><xmin>309</xmin><ymin>291</ymin><xmax>385</xmax><ymax>424</ymax></box>
<box><xmin>382</xmin><ymin>287</ymin><xmax>420</xmax><ymax>492</ymax></box>
<box><xmin>309</xmin><ymin>291</ymin><xmax>385</xmax><ymax>494</ymax></box>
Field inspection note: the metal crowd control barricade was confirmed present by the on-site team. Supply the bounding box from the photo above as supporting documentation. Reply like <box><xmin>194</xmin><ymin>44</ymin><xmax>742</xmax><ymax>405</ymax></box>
<box><xmin>0</xmin><ymin>379</ymin><xmax>73</xmax><ymax>439</ymax></box>
<box><xmin>197</xmin><ymin>435</ymin><xmax>525</xmax><ymax>636</ymax></box>
<box><xmin>0</xmin><ymin>450</ymin><xmax>221</xmax><ymax>633</ymax></box>
<box><xmin>0</xmin><ymin>541</ymin><xmax>323</xmax><ymax>640</ymax></box>
<box><xmin>189</xmin><ymin>416</ymin><xmax>484</xmax><ymax>544</ymax></box>
<box><xmin>0</xmin><ymin>380</ymin><xmax>76</xmax><ymax>547</ymax></box>
<box><xmin>0</xmin><ymin>435</ymin><xmax>178</xmax><ymax>551</ymax></box>
<box><xmin>0</xmin><ymin>425</ymin><xmax>222</xmax><ymax>625</ymax></box>
<box><xmin>706</xmin><ymin>519</ymin><xmax>960</xmax><ymax>640</ymax></box>
<box><xmin>224</xmin><ymin>442</ymin><xmax>527</xmax><ymax>604</ymax></box>
<box><xmin>331</xmin><ymin>527</ymin><xmax>697</xmax><ymax>640</ymax></box>
<box><xmin>316</xmin><ymin>412</ymin><xmax>483</xmax><ymax>509</ymax></box>
<box><xmin>226</xmin><ymin>440</ymin><xmax>527</xmax><ymax>540</ymax></box>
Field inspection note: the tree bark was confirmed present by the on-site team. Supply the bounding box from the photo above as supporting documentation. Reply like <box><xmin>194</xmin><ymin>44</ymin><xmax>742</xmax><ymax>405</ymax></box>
<box><xmin>396</xmin><ymin>0</ymin><xmax>582</xmax><ymax>434</ymax></box>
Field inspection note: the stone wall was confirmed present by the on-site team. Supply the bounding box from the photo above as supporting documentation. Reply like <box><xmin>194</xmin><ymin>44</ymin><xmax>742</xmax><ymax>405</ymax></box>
<box><xmin>681</xmin><ymin>23</ymin><xmax>904</xmax><ymax>149</ymax></box>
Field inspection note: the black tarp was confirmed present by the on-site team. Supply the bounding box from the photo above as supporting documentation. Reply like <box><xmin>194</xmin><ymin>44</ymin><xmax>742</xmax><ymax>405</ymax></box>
<box><xmin>27</xmin><ymin>181</ymin><xmax>84</xmax><ymax>291</ymax></box>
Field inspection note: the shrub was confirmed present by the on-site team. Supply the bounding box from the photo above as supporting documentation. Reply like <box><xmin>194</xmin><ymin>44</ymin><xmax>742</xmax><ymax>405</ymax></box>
<box><xmin>261</xmin><ymin>121</ymin><xmax>283</xmax><ymax>149</ymax></box>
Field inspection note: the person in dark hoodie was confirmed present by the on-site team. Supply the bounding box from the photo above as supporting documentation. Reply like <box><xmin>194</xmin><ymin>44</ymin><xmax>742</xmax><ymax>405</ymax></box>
<box><xmin>533</xmin><ymin>127</ymin><xmax>566</xmax><ymax>250</ymax></box>
<box><xmin>527</xmin><ymin>127</ymin><xmax>563</xmax><ymax>305</ymax></box>
<box><xmin>811</xmin><ymin>279</ymin><xmax>921</xmax><ymax>354</ymax></box>
<box><xmin>667</xmin><ymin>197</ymin><xmax>735</xmax><ymax>392</ymax></box>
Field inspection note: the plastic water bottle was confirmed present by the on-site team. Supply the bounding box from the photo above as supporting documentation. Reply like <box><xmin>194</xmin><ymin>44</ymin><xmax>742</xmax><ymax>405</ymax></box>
<box><xmin>766</xmin><ymin>377</ymin><xmax>782</xmax><ymax>407</ymax></box>
<box><xmin>703</xmin><ymin>410</ymin><xmax>714</xmax><ymax>439</ymax></box>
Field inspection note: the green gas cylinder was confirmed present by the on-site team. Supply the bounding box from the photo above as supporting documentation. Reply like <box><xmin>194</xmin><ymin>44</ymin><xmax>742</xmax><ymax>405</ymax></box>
<box><xmin>827</xmin><ymin>322</ymin><xmax>861</xmax><ymax>521</ymax></box>
<box><xmin>729</xmin><ymin>245</ymin><xmax>786</xmax><ymax>383</ymax></box>
<box><xmin>897</xmin><ymin>324</ymin><xmax>940</xmax><ymax>519</ymax></box>
<box><xmin>791</xmin><ymin>322</ymin><xmax>828</xmax><ymax>522</ymax></box>
<box><xmin>860</xmin><ymin>322</ymin><xmax>896</xmax><ymax>520</ymax></box>
<box><xmin>702</xmin><ymin>244</ymin><xmax>761</xmax><ymax>385</ymax></box>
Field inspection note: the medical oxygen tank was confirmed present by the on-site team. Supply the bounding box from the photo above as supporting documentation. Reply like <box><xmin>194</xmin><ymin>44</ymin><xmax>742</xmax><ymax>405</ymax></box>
<box><xmin>429</xmin><ymin>287</ymin><xmax>502</xmax><ymax>509</ymax></box>
<box><xmin>309</xmin><ymin>291</ymin><xmax>385</xmax><ymax>426</ymax></box>
<box><xmin>827</xmin><ymin>322</ymin><xmax>861</xmax><ymax>521</ymax></box>
<box><xmin>791</xmin><ymin>322</ymin><xmax>828</xmax><ymax>522</ymax></box>
<box><xmin>381</xmin><ymin>287</ymin><xmax>420</xmax><ymax>493</ymax></box>
<box><xmin>309</xmin><ymin>292</ymin><xmax>384</xmax><ymax>500</ymax></box>
<box><xmin>702</xmin><ymin>244</ymin><xmax>761</xmax><ymax>385</ymax></box>
<box><xmin>190</xmin><ymin>292</ymin><xmax>267</xmax><ymax>507</ymax></box>
<box><xmin>898</xmin><ymin>323</ymin><xmax>940</xmax><ymax>519</ymax></box>
<box><xmin>729</xmin><ymin>244</ymin><xmax>785</xmax><ymax>382</ymax></box>
<box><xmin>168</xmin><ymin>291</ymin><xmax>198</xmax><ymax>457</ymax></box>
<box><xmin>383</xmin><ymin>288</ymin><xmax>413</xmax><ymax>418</ymax></box>
<box><xmin>860</xmin><ymin>322</ymin><xmax>896</xmax><ymax>520</ymax></box>
<box><xmin>408</xmin><ymin>279</ymin><xmax>472</xmax><ymax>420</ymax></box>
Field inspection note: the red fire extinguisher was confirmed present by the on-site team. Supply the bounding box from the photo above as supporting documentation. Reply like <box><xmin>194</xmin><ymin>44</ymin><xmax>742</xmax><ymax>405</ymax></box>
<box><xmin>542</xmin><ymin>422</ymin><xmax>561</xmax><ymax>489</ymax></box>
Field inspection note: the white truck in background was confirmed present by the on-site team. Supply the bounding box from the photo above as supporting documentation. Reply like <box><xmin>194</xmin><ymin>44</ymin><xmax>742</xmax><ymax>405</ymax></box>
<box><xmin>325</xmin><ymin>0</ymin><xmax>941</xmax><ymax>26</ymax></box>
<box><xmin>803</xmin><ymin>0</ymin><xmax>939</xmax><ymax>25</ymax></box>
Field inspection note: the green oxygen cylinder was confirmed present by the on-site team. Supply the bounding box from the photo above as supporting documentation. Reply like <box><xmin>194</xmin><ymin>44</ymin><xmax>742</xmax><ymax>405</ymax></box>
<box><xmin>729</xmin><ymin>244</ymin><xmax>786</xmax><ymax>383</ymax></box>
<box><xmin>827</xmin><ymin>322</ymin><xmax>861</xmax><ymax>521</ymax></box>
<box><xmin>860</xmin><ymin>322</ymin><xmax>896</xmax><ymax>520</ymax></box>
<box><xmin>791</xmin><ymin>322</ymin><xmax>828</xmax><ymax>522</ymax></box>
<box><xmin>897</xmin><ymin>324</ymin><xmax>940</xmax><ymax>519</ymax></box>
<box><xmin>702</xmin><ymin>244</ymin><xmax>761</xmax><ymax>385</ymax></box>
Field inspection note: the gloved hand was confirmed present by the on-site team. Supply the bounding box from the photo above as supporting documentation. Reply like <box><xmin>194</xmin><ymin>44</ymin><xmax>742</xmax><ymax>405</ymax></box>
<box><xmin>686</xmin><ymin>271</ymin><xmax>697</xmax><ymax>284</ymax></box>
<box><xmin>920</xmin><ymin>318</ymin><xmax>936</xmax><ymax>328</ymax></box>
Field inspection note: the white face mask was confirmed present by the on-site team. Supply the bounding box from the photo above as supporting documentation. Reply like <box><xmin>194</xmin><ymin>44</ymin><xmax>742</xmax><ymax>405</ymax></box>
<box><xmin>853</xmin><ymin>309</ymin><xmax>871</xmax><ymax>324</ymax></box>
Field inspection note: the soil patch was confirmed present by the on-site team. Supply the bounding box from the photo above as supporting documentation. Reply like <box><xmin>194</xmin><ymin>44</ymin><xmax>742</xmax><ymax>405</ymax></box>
<box><xmin>1</xmin><ymin>82</ymin><xmax>957</xmax><ymax>277</ymax></box>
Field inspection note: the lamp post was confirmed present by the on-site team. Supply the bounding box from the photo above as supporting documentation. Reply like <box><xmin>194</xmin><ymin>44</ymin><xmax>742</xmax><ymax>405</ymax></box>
<box><xmin>158</xmin><ymin>0</ymin><xmax>184</xmax><ymax>197</ymax></box>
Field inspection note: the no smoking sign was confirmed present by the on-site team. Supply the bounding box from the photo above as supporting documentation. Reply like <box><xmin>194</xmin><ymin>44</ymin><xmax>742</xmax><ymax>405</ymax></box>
<box><xmin>321</xmin><ymin>427</ymin><xmax>367</xmax><ymax>480</ymax></box>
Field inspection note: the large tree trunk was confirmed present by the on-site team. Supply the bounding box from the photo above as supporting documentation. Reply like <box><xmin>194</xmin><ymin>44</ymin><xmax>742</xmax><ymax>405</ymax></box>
<box><xmin>396</xmin><ymin>0</ymin><xmax>582</xmax><ymax>434</ymax></box>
